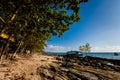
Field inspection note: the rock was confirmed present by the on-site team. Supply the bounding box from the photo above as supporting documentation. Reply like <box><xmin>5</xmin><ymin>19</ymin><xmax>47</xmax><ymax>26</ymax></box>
<box><xmin>107</xmin><ymin>63</ymin><xmax>114</xmax><ymax>66</ymax></box>
<box><xmin>60</xmin><ymin>68</ymin><xmax>69</xmax><ymax>72</ymax></box>
<box><xmin>61</xmin><ymin>62</ymin><xmax>74</xmax><ymax>68</ymax></box>
<box><xmin>94</xmin><ymin>73</ymin><xmax>111</xmax><ymax>80</ymax></box>
<box><xmin>36</xmin><ymin>55</ymin><xmax>120</xmax><ymax>80</ymax></box>
<box><xmin>69</xmin><ymin>69</ymin><xmax>87</xmax><ymax>79</ymax></box>
<box><xmin>56</xmin><ymin>56</ymin><xmax>63</xmax><ymax>61</ymax></box>
<box><xmin>54</xmin><ymin>76</ymin><xmax>64</xmax><ymax>80</ymax></box>
<box><xmin>50</xmin><ymin>65</ymin><xmax>56</xmax><ymax>72</ymax></box>
<box><xmin>43</xmin><ymin>69</ymin><xmax>53</xmax><ymax>78</ymax></box>
<box><xmin>69</xmin><ymin>69</ymin><xmax>98</xmax><ymax>80</ymax></box>
<box><xmin>37</xmin><ymin>66</ymin><xmax>53</xmax><ymax>78</ymax></box>
<box><xmin>54</xmin><ymin>74</ymin><xmax>67</xmax><ymax>80</ymax></box>
<box><xmin>67</xmin><ymin>73</ymin><xmax>81</xmax><ymax>80</ymax></box>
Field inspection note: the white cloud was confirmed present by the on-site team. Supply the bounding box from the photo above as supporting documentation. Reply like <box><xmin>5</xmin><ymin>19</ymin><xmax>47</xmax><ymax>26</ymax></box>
<box><xmin>45</xmin><ymin>45</ymin><xmax>71</xmax><ymax>52</ymax></box>
<box><xmin>92</xmin><ymin>45</ymin><xmax>120</xmax><ymax>52</ymax></box>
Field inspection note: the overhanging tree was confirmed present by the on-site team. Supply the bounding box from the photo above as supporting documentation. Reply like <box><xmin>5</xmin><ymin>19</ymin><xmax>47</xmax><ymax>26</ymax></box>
<box><xmin>0</xmin><ymin>0</ymin><xmax>88</xmax><ymax>59</ymax></box>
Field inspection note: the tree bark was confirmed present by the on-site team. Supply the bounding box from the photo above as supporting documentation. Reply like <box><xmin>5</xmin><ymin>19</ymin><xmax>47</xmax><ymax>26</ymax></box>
<box><xmin>11</xmin><ymin>42</ymin><xmax>22</xmax><ymax>59</ymax></box>
<box><xmin>20</xmin><ymin>44</ymin><xmax>27</xmax><ymax>55</ymax></box>
<box><xmin>0</xmin><ymin>34</ymin><xmax>12</xmax><ymax>61</ymax></box>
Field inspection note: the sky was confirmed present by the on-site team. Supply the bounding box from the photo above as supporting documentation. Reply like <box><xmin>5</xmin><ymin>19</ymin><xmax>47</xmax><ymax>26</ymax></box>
<box><xmin>45</xmin><ymin>0</ymin><xmax>120</xmax><ymax>52</ymax></box>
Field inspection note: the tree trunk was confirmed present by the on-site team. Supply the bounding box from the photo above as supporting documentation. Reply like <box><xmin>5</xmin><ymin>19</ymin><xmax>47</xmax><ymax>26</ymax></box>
<box><xmin>11</xmin><ymin>36</ymin><xmax>25</xmax><ymax>58</ymax></box>
<box><xmin>11</xmin><ymin>42</ymin><xmax>22</xmax><ymax>59</ymax></box>
<box><xmin>20</xmin><ymin>44</ymin><xmax>26</xmax><ymax>55</ymax></box>
<box><xmin>0</xmin><ymin>44</ymin><xmax>4</xmax><ymax>57</ymax></box>
<box><xmin>0</xmin><ymin>42</ymin><xmax>9</xmax><ymax>63</ymax></box>
<box><xmin>0</xmin><ymin>34</ymin><xmax>12</xmax><ymax>62</ymax></box>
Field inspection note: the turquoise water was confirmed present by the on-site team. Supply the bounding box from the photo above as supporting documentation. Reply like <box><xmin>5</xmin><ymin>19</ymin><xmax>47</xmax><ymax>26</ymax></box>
<box><xmin>82</xmin><ymin>52</ymin><xmax>120</xmax><ymax>60</ymax></box>
<box><xmin>46</xmin><ymin>52</ymin><xmax>120</xmax><ymax>60</ymax></box>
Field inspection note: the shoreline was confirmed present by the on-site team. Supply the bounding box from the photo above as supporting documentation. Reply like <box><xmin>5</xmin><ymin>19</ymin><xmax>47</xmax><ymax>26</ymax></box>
<box><xmin>0</xmin><ymin>53</ymin><xmax>120</xmax><ymax>80</ymax></box>
<box><xmin>46</xmin><ymin>52</ymin><xmax>120</xmax><ymax>60</ymax></box>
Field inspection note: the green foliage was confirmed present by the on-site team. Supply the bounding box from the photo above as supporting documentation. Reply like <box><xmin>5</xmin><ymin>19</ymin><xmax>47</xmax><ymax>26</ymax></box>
<box><xmin>79</xmin><ymin>43</ymin><xmax>91</xmax><ymax>52</ymax></box>
<box><xmin>0</xmin><ymin>0</ymin><xmax>88</xmax><ymax>54</ymax></box>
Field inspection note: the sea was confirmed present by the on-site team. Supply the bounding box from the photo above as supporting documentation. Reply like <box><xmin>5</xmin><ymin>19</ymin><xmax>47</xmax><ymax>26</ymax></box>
<box><xmin>46</xmin><ymin>52</ymin><xmax>120</xmax><ymax>60</ymax></box>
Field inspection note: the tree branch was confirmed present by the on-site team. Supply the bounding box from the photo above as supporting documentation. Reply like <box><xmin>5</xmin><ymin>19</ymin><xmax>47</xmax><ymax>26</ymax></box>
<box><xmin>8</xmin><ymin>7</ymin><xmax>20</xmax><ymax>24</ymax></box>
<box><xmin>0</xmin><ymin>16</ymin><xmax>6</xmax><ymax>24</ymax></box>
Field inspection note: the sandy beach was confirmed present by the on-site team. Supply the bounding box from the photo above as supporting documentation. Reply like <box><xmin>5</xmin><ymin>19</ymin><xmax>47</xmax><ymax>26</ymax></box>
<box><xmin>0</xmin><ymin>54</ymin><xmax>57</xmax><ymax>80</ymax></box>
<box><xmin>0</xmin><ymin>53</ymin><xmax>120</xmax><ymax>80</ymax></box>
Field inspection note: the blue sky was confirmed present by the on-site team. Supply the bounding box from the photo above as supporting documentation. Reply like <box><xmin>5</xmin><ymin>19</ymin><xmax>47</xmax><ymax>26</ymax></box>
<box><xmin>45</xmin><ymin>0</ymin><xmax>120</xmax><ymax>52</ymax></box>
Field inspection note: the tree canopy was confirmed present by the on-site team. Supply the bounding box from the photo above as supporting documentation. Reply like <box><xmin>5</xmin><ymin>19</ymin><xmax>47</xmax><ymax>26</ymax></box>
<box><xmin>79</xmin><ymin>43</ymin><xmax>91</xmax><ymax>52</ymax></box>
<box><xmin>0</xmin><ymin>0</ymin><xmax>88</xmax><ymax>59</ymax></box>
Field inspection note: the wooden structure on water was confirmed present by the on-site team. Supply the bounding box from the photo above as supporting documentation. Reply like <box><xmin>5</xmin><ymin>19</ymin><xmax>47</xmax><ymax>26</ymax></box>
<box><xmin>66</xmin><ymin>51</ymin><xmax>81</xmax><ymax>58</ymax></box>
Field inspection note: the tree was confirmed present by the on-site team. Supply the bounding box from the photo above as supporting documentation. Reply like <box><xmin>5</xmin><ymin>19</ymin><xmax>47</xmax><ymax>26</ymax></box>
<box><xmin>0</xmin><ymin>0</ymin><xmax>88</xmax><ymax>59</ymax></box>
<box><xmin>79</xmin><ymin>45</ymin><xmax>85</xmax><ymax>52</ymax></box>
<box><xmin>79</xmin><ymin>43</ymin><xmax>91</xmax><ymax>52</ymax></box>
<box><xmin>85</xmin><ymin>43</ymin><xmax>91</xmax><ymax>52</ymax></box>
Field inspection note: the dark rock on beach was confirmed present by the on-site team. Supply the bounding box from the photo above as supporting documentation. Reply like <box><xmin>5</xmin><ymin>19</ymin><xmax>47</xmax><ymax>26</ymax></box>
<box><xmin>36</xmin><ymin>55</ymin><xmax>120</xmax><ymax>80</ymax></box>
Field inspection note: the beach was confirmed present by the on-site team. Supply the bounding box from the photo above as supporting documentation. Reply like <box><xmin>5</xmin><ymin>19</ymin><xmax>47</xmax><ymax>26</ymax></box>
<box><xmin>0</xmin><ymin>53</ymin><xmax>120</xmax><ymax>80</ymax></box>
<box><xmin>0</xmin><ymin>54</ymin><xmax>57</xmax><ymax>80</ymax></box>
